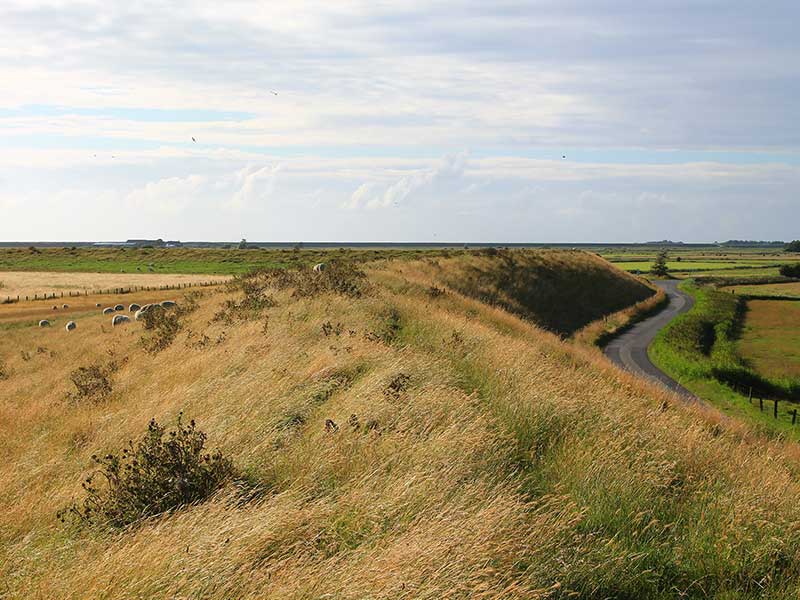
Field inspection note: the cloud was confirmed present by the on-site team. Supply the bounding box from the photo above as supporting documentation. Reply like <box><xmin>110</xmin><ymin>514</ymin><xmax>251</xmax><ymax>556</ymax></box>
<box><xmin>347</xmin><ymin>152</ymin><xmax>468</xmax><ymax>209</ymax></box>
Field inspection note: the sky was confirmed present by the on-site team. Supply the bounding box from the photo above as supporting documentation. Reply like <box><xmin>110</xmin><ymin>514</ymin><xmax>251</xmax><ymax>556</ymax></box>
<box><xmin>0</xmin><ymin>0</ymin><xmax>798</xmax><ymax>243</ymax></box>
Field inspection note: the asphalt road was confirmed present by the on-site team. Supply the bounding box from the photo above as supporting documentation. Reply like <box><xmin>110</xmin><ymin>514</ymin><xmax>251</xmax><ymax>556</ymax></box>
<box><xmin>604</xmin><ymin>280</ymin><xmax>697</xmax><ymax>399</ymax></box>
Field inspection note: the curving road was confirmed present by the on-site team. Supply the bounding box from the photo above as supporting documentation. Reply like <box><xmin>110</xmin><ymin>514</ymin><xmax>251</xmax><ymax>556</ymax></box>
<box><xmin>604</xmin><ymin>280</ymin><xmax>697</xmax><ymax>400</ymax></box>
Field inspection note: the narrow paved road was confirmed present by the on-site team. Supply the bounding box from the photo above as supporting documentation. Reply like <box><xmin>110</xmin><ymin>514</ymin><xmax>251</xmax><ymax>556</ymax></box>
<box><xmin>604</xmin><ymin>280</ymin><xmax>697</xmax><ymax>399</ymax></box>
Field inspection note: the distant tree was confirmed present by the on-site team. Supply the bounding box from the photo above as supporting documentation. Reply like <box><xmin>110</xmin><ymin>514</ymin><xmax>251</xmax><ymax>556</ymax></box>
<box><xmin>786</xmin><ymin>240</ymin><xmax>800</xmax><ymax>253</ymax></box>
<box><xmin>238</xmin><ymin>238</ymin><xmax>248</xmax><ymax>250</ymax></box>
<box><xmin>779</xmin><ymin>264</ymin><xmax>800</xmax><ymax>278</ymax></box>
<box><xmin>293</xmin><ymin>242</ymin><xmax>303</xmax><ymax>252</ymax></box>
<box><xmin>650</xmin><ymin>250</ymin><xmax>669</xmax><ymax>277</ymax></box>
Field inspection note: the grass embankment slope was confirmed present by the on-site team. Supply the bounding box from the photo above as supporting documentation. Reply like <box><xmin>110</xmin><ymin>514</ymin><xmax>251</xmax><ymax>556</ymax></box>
<box><xmin>416</xmin><ymin>249</ymin><xmax>655</xmax><ymax>336</ymax></box>
<box><xmin>4</xmin><ymin>253</ymin><xmax>800</xmax><ymax>597</ymax></box>
<box><xmin>650</xmin><ymin>284</ymin><xmax>800</xmax><ymax>437</ymax></box>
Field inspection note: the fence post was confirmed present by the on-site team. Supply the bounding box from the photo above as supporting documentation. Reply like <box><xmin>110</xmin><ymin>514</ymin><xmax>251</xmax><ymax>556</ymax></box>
<box><xmin>759</xmin><ymin>397</ymin><xmax>764</xmax><ymax>412</ymax></box>
<box><xmin>774</xmin><ymin>399</ymin><xmax>779</xmax><ymax>419</ymax></box>
<box><xmin>748</xmin><ymin>387</ymin><xmax>753</xmax><ymax>403</ymax></box>
<box><xmin>793</xmin><ymin>409</ymin><xmax>797</xmax><ymax>425</ymax></box>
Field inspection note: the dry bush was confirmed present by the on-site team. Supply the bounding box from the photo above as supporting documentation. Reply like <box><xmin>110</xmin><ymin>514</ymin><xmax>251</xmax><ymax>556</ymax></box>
<box><xmin>66</xmin><ymin>362</ymin><xmax>119</xmax><ymax>403</ymax></box>
<box><xmin>140</xmin><ymin>293</ymin><xmax>200</xmax><ymax>354</ymax></box>
<box><xmin>59</xmin><ymin>414</ymin><xmax>235</xmax><ymax>529</ymax></box>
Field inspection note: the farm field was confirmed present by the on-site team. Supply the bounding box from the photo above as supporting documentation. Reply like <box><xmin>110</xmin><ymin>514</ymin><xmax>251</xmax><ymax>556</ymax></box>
<box><xmin>8</xmin><ymin>250</ymin><xmax>800</xmax><ymax>596</ymax></box>
<box><xmin>721</xmin><ymin>281</ymin><xmax>800</xmax><ymax>298</ymax></box>
<box><xmin>0</xmin><ymin>246</ymin><xmax>452</xmax><ymax>275</ymax></box>
<box><xmin>738</xmin><ymin>299</ymin><xmax>800</xmax><ymax>381</ymax></box>
<box><xmin>0</xmin><ymin>271</ymin><xmax>228</xmax><ymax>300</ymax></box>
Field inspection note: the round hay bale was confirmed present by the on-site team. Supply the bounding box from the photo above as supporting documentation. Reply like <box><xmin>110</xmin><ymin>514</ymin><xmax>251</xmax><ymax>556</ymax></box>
<box><xmin>111</xmin><ymin>314</ymin><xmax>130</xmax><ymax>327</ymax></box>
<box><xmin>129</xmin><ymin>303</ymin><xmax>141</xmax><ymax>312</ymax></box>
<box><xmin>160</xmin><ymin>300</ymin><xmax>177</xmax><ymax>308</ymax></box>
<box><xmin>38</xmin><ymin>320</ymin><xmax>51</xmax><ymax>327</ymax></box>
<box><xmin>65</xmin><ymin>321</ymin><xmax>76</xmax><ymax>332</ymax></box>
<box><xmin>102</xmin><ymin>307</ymin><xmax>115</xmax><ymax>315</ymax></box>
<box><xmin>62</xmin><ymin>304</ymin><xmax>69</xmax><ymax>309</ymax></box>
<box><xmin>114</xmin><ymin>304</ymin><xmax>124</xmax><ymax>311</ymax></box>
<box><xmin>95</xmin><ymin>303</ymin><xmax>102</xmax><ymax>307</ymax></box>
<box><xmin>52</xmin><ymin>305</ymin><xmax>58</xmax><ymax>310</ymax></box>
<box><xmin>313</xmin><ymin>263</ymin><xmax>327</xmax><ymax>273</ymax></box>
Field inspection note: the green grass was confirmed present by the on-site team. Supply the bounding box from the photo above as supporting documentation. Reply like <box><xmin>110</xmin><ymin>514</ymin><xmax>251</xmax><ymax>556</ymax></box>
<box><xmin>612</xmin><ymin>260</ymin><xmax>776</xmax><ymax>273</ymax></box>
<box><xmin>0</xmin><ymin>247</ymin><xmax>454</xmax><ymax>275</ymax></box>
<box><xmin>721</xmin><ymin>281</ymin><xmax>800</xmax><ymax>298</ymax></box>
<box><xmin>738</xmin><ymin>300</ymin><xmax>800</xmax><ymax>382</ymax></box>
<box><xmin>649</xmin><ymin>283</ymin><xmax>800</xmax><ymax>438</ymax></box>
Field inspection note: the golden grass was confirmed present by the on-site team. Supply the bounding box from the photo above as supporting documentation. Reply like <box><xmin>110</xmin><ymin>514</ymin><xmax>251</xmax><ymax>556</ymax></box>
<box><xmin>0</xmin><ymin>270</ymin><xmax>229</xmax><ymax>300</ymax></box>
<box><xmin>3</xmin><ymin>255</ymin><xmax>800</xmax><ymax>597</ymax></box>
<box><xmin>721</xmin><ymin>281</ymin><xmax>800</xmax><ymax>298</ymax></box>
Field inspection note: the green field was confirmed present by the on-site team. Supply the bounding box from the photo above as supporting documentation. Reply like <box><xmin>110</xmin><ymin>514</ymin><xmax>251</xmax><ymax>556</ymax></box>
<box><xmin>649</xmin><ymin>283</ymin><xmax>800</xmax><ymax>439</ymax></box>
<box><xmin>0</xmin><ymin>246</ymin><xmax>453</xmax><ymax>275</ymax></box>
<box><xmin>721</xmin><ymin>281</ymin><xmax>800</xmax><ymax>298</ymax></box>
<box><xmin>739</xmin><ymin>300</ymin><xmax>800</xmax><ymax>381</ymax></box>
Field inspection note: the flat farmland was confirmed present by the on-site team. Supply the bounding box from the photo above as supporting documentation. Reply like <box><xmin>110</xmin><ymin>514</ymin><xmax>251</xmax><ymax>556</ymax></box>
<box><xmin>721</xmin><ymin>281</ymin><xmax>800</xmax><ymax>298</ymax></box>
<box><xmin>738</xmin><ymin>299</ymin><xmax>800</xmax><ymax>381</ymax></box>
<box><xmin>0</xmin><ymin>271</ymin><xmax>229</xmax><ymax>300</ymax></box>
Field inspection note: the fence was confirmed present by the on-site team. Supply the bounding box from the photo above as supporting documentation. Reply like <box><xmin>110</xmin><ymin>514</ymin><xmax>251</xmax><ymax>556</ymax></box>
<box><xmin>3</xmin><ymin>280</ymin><xmax>223</xmax><ymax>305</ymax></box>
<box><xmin>729</xmin><ymin>381</ymin><xmax>799</xmax><ymax>426</ymax></box>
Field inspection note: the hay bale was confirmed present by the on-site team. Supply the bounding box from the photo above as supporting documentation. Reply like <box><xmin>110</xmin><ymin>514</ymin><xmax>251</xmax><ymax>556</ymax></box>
<box><xmin>160</xmin><ymin>300</ymin><xmax>177</xmax><ymax>308</ymax></box>
<box><xmin>129</xmin><ymin>303</ymin><xmax>141</xmax><ymax>312</ymax></box>
<box><xmin>114</xmin><ymin>304</ymin><xmax>124</xmax><ymax>311</ymax></box>
<box><xmin>313</xmin><ymin>263</ymin><xmax>327</xmax><ymax>273</ymax></box>
<box><xmin>65</xmin><ymin>321</ymin><xmax>76</xmax><ymax>332</ymax></box>
<box><xmin>111</xmin><ymin>314</ymin><xmax>130</xmax><ymax>326</ymax></box>
<box><xmin>38</xmin><ymin>320</ymin><xmax>51</xmax><ymax>327</ymax></box>
<box><xmin>102</xmin><ymin>307</ymin><xmax>115</xmax><ymax>315</ymax></box>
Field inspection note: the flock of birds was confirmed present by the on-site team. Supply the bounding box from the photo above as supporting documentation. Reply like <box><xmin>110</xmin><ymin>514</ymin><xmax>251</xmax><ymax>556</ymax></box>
<box><xmin>38</xmin><ymin>300</ymin><xmax>177</xmax><ymax>331</ymax></box>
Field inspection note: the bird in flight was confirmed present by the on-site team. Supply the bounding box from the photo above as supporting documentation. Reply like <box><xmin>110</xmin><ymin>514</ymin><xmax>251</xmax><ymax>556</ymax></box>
<box><xmin>562</xmin><ymin>155</ymin><xmax>566</xmax><ymax>159</ymax></box>
<box><xmin>192</xmin><ymin>137</ymin><xmax>196</xmax><ymax>142</ymax></box>
<box><xmin>271</xmin><ymin>90</ymin><xmax>278</xmax><ymax>96</ymax></box>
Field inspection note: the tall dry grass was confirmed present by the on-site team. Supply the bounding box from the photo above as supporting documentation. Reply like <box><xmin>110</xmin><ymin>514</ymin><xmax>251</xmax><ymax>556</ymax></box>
<box><xmin>2</xmin><ymin>255</ymin><xmax>800</xmax><ymax>598</ymax></box>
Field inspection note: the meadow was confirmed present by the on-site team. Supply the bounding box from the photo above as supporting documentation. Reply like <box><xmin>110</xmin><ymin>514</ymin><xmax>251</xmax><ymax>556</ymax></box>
<box><xmin>739</xmin><ymin>300</ymin><xmax>800</xmax><ymax>381</ymax></box>
<box><xmin>721</xmin><ymin>281</ymin><xmax>800</xmax><ymax>298</ymax></box>
<box><xmin>0</xmin><ymin>246</ymin><xmax>453</xmax><ymax>275</ymax></box>
<box><xmin>5</xmin><ymin>249</ymin><xmax>800</xmax><ymax>597</ymax></box>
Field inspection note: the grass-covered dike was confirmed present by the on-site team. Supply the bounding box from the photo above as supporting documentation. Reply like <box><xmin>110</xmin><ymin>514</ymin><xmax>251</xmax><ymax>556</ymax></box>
<box><xmin>5</xmin><ymin>251</ymin><xmax>800</xmax><ymax>597</ymax></box>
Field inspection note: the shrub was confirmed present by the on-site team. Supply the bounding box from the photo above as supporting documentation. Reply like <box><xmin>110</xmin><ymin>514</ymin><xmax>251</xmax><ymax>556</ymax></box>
<box><xmin>59</xmin><ymin>414</ymin><xmax>235</xmax><ymax>529</ymax></box>
<box><xmin>366</xmin><ymin>308</ymin><xmax>402</xmax><ymax>344</ymax></box>
<box><xmin>140</xmin><ymin>293</ymin><xmax>200</xmax><ymax>354</ymax></box>
<box><xmin>66</xmin><ymin>363</ymin><xmax>117</xmax><ymax>403</ymax></box>
<box><xmin>0</xmin><ymin>359</ymin><xmax>8</xmax><ymax>381</ymax></box>
<box><xmin>786</xmin><ymin>240</ymin><xmax>800</xmax><ymax>253</ymax></box>
<box><xmin>779</xmin><ymin>263</ymin><xmax>800</xmax><ymax>278</ymax></box>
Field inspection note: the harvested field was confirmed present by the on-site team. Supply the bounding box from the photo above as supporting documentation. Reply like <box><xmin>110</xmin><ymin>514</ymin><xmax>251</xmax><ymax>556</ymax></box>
<box><xmin>0</xmin><ymin>271</ymin><xmax>229</xmax><ymax>301</ymax></box>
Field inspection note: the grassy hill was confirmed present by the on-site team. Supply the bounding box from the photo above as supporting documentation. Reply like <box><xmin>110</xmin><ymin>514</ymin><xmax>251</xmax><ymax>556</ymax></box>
<box><xmin>412</xmin><ymin>249</ymin><xmax>655</xmax><ymax>336</ymax></box>
<box><xmin>3</xmin><ymin>253</ymin><xmax>800</xmax><ymax>598</ymax></box>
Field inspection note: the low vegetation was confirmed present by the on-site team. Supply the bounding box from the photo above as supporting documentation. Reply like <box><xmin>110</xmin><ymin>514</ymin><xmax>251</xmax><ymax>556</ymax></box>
<box><xmin>58</xmin><ymin>414</ymin><xmax>235</xmax><ymax>529</ymax></box>
<box><xmin>780</xmin><ymin>263</ymin><xmax>800</xmax><ymax>278</ymax></box>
